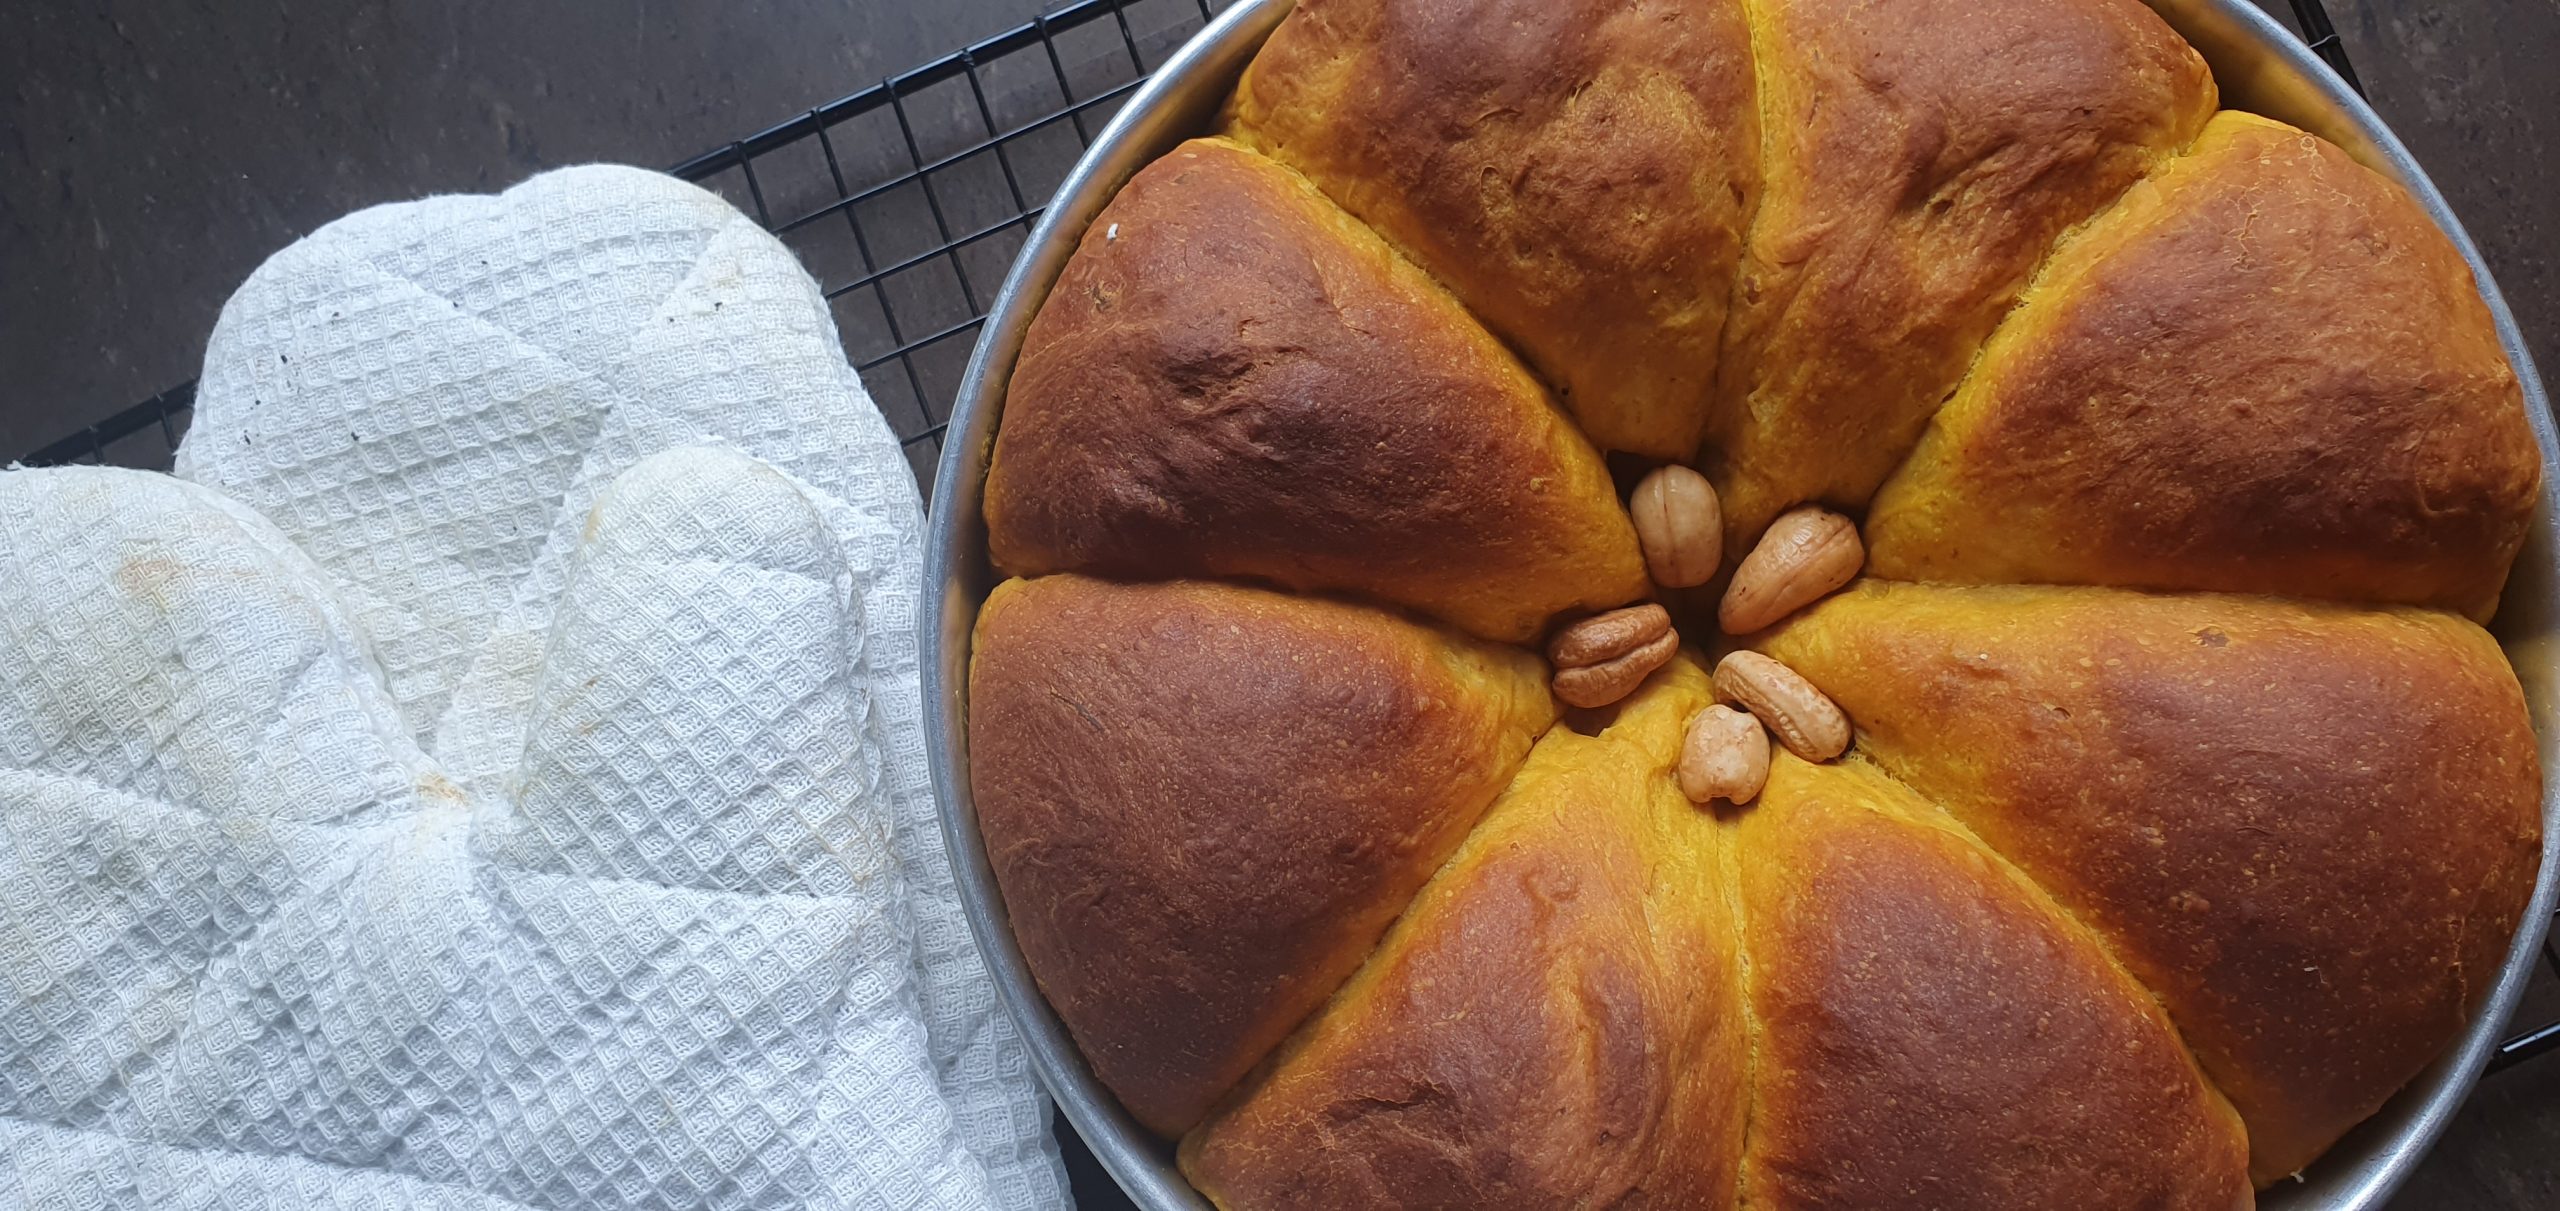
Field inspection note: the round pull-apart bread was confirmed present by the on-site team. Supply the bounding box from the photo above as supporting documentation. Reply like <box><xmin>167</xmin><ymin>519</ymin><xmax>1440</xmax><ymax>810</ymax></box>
<box><xmin>968</xmin><ymin>0</ymin><xmax>2545</xmax><ymax>1204</ymax></box>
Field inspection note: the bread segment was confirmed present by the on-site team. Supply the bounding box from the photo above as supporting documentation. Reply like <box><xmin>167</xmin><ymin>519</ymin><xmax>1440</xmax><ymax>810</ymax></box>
<box><xmin>1866</xmin><ymin>111</ymin><xmax>2539</xmax><ymax>620</ymax></box>
<box><xmin>1180</xmin><ymin>658</ymin><xmax>1747</xmax><ymax>1210</ymax></box>
<box><xmin>1228</xmin><ymin>0</ymin><xmax>1759</xmax><ymax>461</ymax></box>
<box><xmin>967</xmin><ymin>575</ymin><xmax>1558</xmax><ymax>1134</ymax></box>
<box><xmin>1757</xmin><ymin>581</ymin><xmax>2543</xmax><ymax>1181</ymax></box>
<box><xmin>971</xmin><ymin>0</ymin><xmax>2548</xmax><ymax>1192</ymax></box>
<box><xmin>1708</xmin><ymin>0</ymin><xmax>2214</xmax><ymax>548</ymax></box>
<box><xmin>985</xmin><ymin>137</ymin><xmax>1645</xmax><ymax>644</ymax></box>
<box><xmin>1732</xmin><ymin>753</ymin><xmax>2252</xmax><ymax>1210</ymax></box>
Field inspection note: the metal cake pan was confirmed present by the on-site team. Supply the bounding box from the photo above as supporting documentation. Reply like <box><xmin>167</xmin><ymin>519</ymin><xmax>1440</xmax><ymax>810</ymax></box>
<box><xmin>923</xmin><ymin>3</ymin><xmax>2560</xmax><ymax>1208</ymax></box>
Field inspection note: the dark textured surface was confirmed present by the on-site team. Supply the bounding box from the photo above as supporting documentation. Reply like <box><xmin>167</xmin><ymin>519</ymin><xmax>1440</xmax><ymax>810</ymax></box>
<box><xmin>3</xmin><ymin>1</ymin><xmax>1096</xmax><ymax>457</ymax></box>
<box><xmin>1</xmin><ymin>1</ymin><xmax>2554</xmax><ymax>1207</ymax></box>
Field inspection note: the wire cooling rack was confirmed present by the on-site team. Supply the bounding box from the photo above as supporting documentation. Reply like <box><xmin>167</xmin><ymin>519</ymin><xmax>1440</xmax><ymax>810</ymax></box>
<box><xmin>18</xmin><ymin>0</ymin><xmax>1239</xmax><ymax>483</ymax></box>
<box><xmin>14</xmin><ymin>0</ymin><xmax>2557</xmax><ymax>1097</ymax></box>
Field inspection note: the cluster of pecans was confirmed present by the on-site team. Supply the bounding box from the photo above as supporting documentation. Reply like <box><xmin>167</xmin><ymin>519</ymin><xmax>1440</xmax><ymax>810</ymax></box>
<box><xmin>1542</xmin><ymin>464</ymin><xmax>1862</xmax><ymax>808</ymax></box>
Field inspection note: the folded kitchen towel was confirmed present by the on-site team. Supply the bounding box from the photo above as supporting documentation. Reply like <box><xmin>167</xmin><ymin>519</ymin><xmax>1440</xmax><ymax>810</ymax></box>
<box><xmin>0</xmin><ymin>165</ymin><xmax>1067</xmax><ymax>1210</ymax></box>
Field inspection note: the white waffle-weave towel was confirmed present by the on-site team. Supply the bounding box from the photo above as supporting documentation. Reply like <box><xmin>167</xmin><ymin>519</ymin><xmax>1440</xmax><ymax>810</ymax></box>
<box><xmin>0</xmin><ymin>165</ymin><xmax>1067</xmax><ymax>1211</ymax></box>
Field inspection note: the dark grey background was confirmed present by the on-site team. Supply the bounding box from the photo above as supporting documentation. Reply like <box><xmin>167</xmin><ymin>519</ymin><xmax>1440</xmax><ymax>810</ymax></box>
<box><xmin>3</xmin><ymin>1</ymin><xmax>2555</xmax><ymax>1208</ymax></box>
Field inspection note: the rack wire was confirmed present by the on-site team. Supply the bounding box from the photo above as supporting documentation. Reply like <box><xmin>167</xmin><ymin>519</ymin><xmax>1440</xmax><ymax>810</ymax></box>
<box><xmin>13</xmin><ymin>0</ymin><xmax>2556</xmax><ymax>1094</ymax></box>
<box><xmin>17</xmin><ymin>0</ymin><xmax>1236</xmax><ymax>489</ymax></box>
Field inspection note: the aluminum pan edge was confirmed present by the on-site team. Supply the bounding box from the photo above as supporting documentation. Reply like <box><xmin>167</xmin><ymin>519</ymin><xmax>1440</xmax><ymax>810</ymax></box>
<box><xmin>925</xmin><ymin>4</ymin><xmax>1291</xmax><ymax>1208</ymax></box>
<box><xmin>925</xmin><ymin>2</ymin><xmax>2560</xmax><ymax>1208</ymax></box>
<box><xmin>2136</xmin><ymin>4</ymin><xmax>2560</xmax><ymax>1210</ymax></box>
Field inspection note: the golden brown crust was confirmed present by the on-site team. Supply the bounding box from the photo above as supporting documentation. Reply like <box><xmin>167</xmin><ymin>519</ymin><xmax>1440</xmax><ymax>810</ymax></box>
<box><xmin>1867</xmin><ymin>112</ymin><xmax>2540</xmax><ymax>620</ymax></box>
<box><xmin>973</xmin><ymin>3</ymin><xmax>2547</xmax><ymax>1194</ymax></box>
<box><xmin>1228</xmin><ymin>0</ymin><xmax>1759</xmax><ymax>460</ymax></box>
<box><xmin>1709</xmin><ymin>0</ymin><xmax>2215</xmax><ymax>547</ymax></box>
<box><xmin>1759</xmin><ymin>581</ymin><xmax>2544</xmax><ymax>1181</ymax></box>
<box><xmin>1735</xmin><ymin>755</ymin><xmax>2253</xmax><ymax>1211</ymax></box>
<box><xmin>983</xmin><ymin>137</ymin><xmax>1645</xmax><ymax>644</ymax></box>
<box><xmin>1181</xmin><ymin>659</ymin><xmax>1744</xmax><ymax>1211</ymax></box>
<box><xmin>967</xmin><ymin>575</ymin><xmax>1557</xmax><ymax>1134</ymax></box>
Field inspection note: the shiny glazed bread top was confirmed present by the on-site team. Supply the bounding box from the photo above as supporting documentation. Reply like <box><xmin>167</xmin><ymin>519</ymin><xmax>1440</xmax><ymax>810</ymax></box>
<box><xmin>967</xmin><ymin>0</ymin><xmax>2546</xmax><ymax>1202</ymax></box>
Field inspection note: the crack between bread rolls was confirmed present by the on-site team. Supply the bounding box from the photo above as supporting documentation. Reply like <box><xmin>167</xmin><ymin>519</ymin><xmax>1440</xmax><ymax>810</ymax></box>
<box><xmin>1865</xmin><ymin>102</ymin><xmax>2230</xmax><ymax>515</ymax></box>
<box><xmin>1709</xmin><ymin>0</ymin><xmax>1783</xmax><ymax>498</ymax></box>
<box><xmin>1840</xmin><ymin>750</ymin><xmax>2256</xmax><ymax>1144</ymax></box>
<box><xmin>1210</xmin><ymin>136</ymin><xmax>1592</xmax><ymax>436</ymax></box>
<box><xmin>1714</xmin><ymin>804</ymin><xmax>1767</xmax><ymax>1211</ymax></box>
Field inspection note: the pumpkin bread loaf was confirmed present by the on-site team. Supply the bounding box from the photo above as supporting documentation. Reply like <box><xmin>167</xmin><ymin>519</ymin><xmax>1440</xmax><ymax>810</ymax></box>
<box><xmin>966</xmin><ymin>0</ymin><xmax>2546</xmax><ymax>1202</ymax></box>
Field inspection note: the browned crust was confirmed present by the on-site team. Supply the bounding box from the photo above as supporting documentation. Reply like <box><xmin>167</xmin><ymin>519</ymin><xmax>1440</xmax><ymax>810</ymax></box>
<box><xmin>1228</xmin><ymin>0</ymin><xmax>1759</xmax><ymax>461</ymax></box>
<box><xmin>967</xmin><ymin>575</ymin><xmax>1557</xmax><ymax>1134</ymax></box>
<box><xmin>970</xmin><ymin>0</ymin><xmax>2546</xmax><ymax>1194</ymax></box>
<box><xmin>1866</xmin><ymin>113</ymin><xmax>2540</xmax><ymax>619</ymax></box>
<box><xmin>1180</xmin><ymin>660</ymin><xmax>1744</xmax><ymax>1210</ymax></box>
<box><xmin>1760</xmin><ymin>581</ymin><xmax>2544</xmax><ymax>1181</ymax></box>
<box><xmin>984</xmin><ymin>137</ymin><xmax>1645</xmax><ymax>644</ymax></box>
<box><xmin>1735</xmin><ymin>755</ymin><xmax>2253</xmax><ymax>1211</ymax></box>
<box><xmin>1709</xmin><ymin>0</ymin><xmax>2215</xmax><ymax>546</ymax></box>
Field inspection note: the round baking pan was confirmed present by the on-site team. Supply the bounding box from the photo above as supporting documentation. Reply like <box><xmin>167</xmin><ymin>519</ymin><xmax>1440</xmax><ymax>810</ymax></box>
<box><xmin>923</xmin><ymin>3</ymin><xmax>2560</xmax><ymax>1207</ymax></box>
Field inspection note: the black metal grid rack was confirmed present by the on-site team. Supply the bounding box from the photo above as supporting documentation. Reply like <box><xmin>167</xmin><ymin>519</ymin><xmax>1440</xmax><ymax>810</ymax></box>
<box><xmin>18</xmin><ymin>0</ymin><xmax>1239</xmax><ymax>487</ymax></box>
<box><xmin>14</xmin><ymin>0</ymin><xmax>2558</xmax><ymax>1100</ymax></box>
